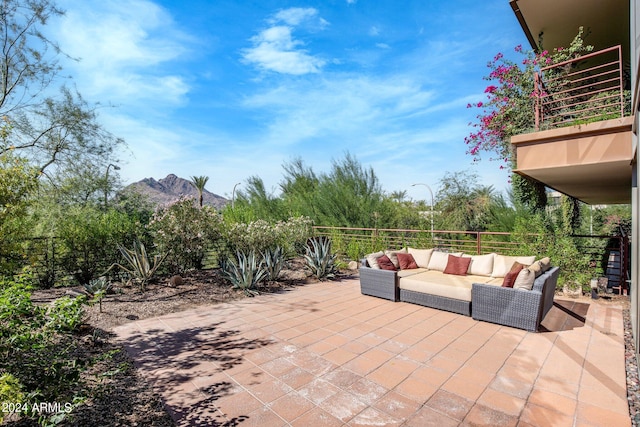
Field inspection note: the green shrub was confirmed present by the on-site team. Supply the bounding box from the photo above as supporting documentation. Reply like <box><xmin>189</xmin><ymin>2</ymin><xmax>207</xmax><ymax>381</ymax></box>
<box><xmin>221</xmin><ymin>216</ymin><xmax>312</xmax><ymax>257</ymax></box>
<box><xmin>149</xmin><ymin>197</ymin><xmax>222</xmax><ymax>273</ymax></box>
<box><xmin>0</xmin><ymin>373</ymin><xmax>24</xmax><ymax>424</ymax></box>
<box><xmin>0</xmin><ymin>270</ymin><xmax>87</xmax><ymax>423</ymax></box>
<box><xmin>55</xmin><ymin>206</ymin><xmax>141</xmax><ymax>285</ymax></box>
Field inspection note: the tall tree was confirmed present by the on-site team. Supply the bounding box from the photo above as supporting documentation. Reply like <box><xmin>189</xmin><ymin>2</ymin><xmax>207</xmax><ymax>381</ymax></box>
<box><xmin>0</xmin><ymin>0</ymin><xmax>123</xmax><ymax>180</ymax></box>
<box><xmin>190</xmin><ymin>175</ymin><xmax>209</xmax><ymax>207</ymax></box>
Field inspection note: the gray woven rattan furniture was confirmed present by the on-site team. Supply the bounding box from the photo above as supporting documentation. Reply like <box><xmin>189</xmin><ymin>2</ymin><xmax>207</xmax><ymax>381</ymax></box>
<box><xmin>359</xmin><ymin>258</ymin><xmax>398</xmax><ymax>301</ymax></box>
<box><xmin>471</xmin><ymin>266</ymin><xmax>560</xmax><ymax>332</ymax></box>
<box><xmin>399</xmin><ymin>289</ymin><xmax>471</xmax><ymax>316</ymax></box>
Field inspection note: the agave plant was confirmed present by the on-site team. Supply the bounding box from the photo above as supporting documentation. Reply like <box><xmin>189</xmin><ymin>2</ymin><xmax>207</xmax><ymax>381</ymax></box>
<box><xmin>303</xmin><ymin>237</ymin><xmax>338</xmax><ymax>280</ymax></box>
<box><xmin>220</xmin><ymin>250</ymin><xmax>267</xmax><ymax>296</ymax></box>
<box><xmin>262</xmin><ymin>246</ymin><xmax>286</xmax><ymax>281</ymax></box>
<box><xmin>115</xmin><ymin>240</ymin><xmax>167</xmax><ymax>291</ymax></box>
<box><xmin>84</xmin><ymin>276</ymin><xmax>112</xmax><ymax>312</ymax></box>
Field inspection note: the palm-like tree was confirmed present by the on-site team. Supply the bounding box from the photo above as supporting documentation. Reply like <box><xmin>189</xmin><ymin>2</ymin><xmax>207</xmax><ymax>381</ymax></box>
<box><xmin>190</xmin><ymin>175</ymin><xmax>209</xmax><ymax>207</ymax></box>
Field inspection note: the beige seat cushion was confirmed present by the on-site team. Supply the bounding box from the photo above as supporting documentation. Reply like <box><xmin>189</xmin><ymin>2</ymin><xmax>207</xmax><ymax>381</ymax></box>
<box><xmin>399</xmin><ymin>271</ymin><xmax>493</xmax><ymax>302</ymax></box>
<box><xmin>397</xmin><ymin>268</ymin><xmax>429</xmax><ymax>278</ymax></box>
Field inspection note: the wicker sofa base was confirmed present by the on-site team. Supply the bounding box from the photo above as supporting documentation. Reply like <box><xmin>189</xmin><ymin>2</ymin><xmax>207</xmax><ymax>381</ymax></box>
<box><xmin>359</xmin><ymin>265</ymin><xmax>398</xmax><ymax>301</ymax></box>
<box><xmin>399</xmin><ymin>289</ymin><xmax>471</xmax><ymax>316</ymax></box>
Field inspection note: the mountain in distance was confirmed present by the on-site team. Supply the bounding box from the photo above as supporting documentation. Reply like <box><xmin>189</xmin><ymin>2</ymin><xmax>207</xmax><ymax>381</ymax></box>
<box><xmin>124</xmin><ymin>174</ymin><xmax>228</xmax><ymax>209</ymax></box>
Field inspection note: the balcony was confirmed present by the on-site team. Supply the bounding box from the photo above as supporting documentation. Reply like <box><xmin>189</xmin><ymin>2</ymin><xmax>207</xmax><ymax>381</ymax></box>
<box><xmin>511</xmin><ymin>46</ymin><xmax>634</xmax><ymax>205</ymax></box>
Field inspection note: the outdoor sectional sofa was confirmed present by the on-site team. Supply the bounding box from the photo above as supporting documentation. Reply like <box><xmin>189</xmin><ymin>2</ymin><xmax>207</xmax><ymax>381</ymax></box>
<box><xmin>359</xmin><ymin>248</ymin><xmax>560</xmax><ymax>332</ymax></box>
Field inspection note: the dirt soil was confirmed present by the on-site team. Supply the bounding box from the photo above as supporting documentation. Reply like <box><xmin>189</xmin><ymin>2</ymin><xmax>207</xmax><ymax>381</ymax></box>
<box><xmin>20</xmin><ymin>258</ymin><xmax>348</xmax><ymax>427</ymax></box>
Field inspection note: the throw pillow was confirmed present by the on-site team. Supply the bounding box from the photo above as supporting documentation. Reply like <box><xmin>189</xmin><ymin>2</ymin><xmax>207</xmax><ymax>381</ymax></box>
<box><xmin>397</xmin><ymin>253</ymin><xmax>418</xmax><ymax>270</ymax></box>
<box><xmin>377</xmin><ymin>255</ymin><xmax>397</xmax><ymax>271</ymax></box>
<box><xmin>527</xmin><ymin>257</ymin><xmax>551</xmax><ymax>278</ymax></box>
<box><xmin>491</xmin><ymin>255</ymin><xmax>537</xmax><ymax>278</ymax></box>
<box><xmin>513</xmin><ymin>267</ymin><xmax>536</xmax><ymax>290</ymax></box>
<box><xmin>502</xmin><ymin>262</ymin><xmax>526</xmax><ymax>288</ymax></box>
<box><xmin>408</xmin><ymin>247</ymin><xmax>434</xmax><ymax>268</ymax></box>
<box><xmin>443</xmin><ymin>255</ymin><xmax>472</xmax><ymax>276</ymax></box>
<box><xmin>428</xmin><ymin>251</ymin><xmax>463</xmax><ymax>272</ymax></box>
<box><xmin>366</xmin><ymin>251</ymin><xmax>385</xmax><ymax>269</ymax></box>
<box><xmin>385</xmin><ymin>248</ymin><xmax>407</xmax><ymax>269</ymax></box>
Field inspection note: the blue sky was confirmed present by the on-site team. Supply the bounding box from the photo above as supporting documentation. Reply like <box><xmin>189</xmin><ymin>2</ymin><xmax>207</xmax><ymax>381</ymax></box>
<box><xmin>50</xmin><ymin>0</ymin><xmax>529</xmax><ymax>201</ymax></box>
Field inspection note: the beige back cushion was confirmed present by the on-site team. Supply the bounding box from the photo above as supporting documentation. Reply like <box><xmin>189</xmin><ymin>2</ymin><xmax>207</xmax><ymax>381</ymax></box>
<box><xmin>385</xmin><ymin>248</ymin><xmax>407</xmax><ymax>269</ymax></box>
<box><xmin>491</xmin><ymin>255</ymin><xmax>536</xmax><ymax>278</ymax></box>
<box><xmin>462</xmin><ymin>253</ymin><xmax>496</xmax><ymax>277</ymax></box>
<box><xmin>408</xmin><ymin>248</ymin><xmax>434</xmax><ymax>268</ymax></box>
<box><xmin>428</xmin><ymin>251</ymin><xmax>463</xmax><ymax>272</ymax></box>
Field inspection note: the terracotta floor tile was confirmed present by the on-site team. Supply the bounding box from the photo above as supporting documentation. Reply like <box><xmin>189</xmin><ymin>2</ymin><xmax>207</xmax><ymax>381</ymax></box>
<box><xmin>297</xmin><ymin>378</ymin><xmax>341</xmax><ymax>405</ymax></box>
<box><xmin>404</xmin><ymin>405</ymin><xmax>459</xmax><ymax>427</ymax></box>
<box><xmin>411</xmin><ymin>366</ymin><xmax>450</xmax><ymax>388</ymax></box>
<box><xmin>259</xmin><ymin>356</ymin><xmax>298</xmax><ymax>377</ymax></box>
<box><xmin>477</xmin><ymin>387</ymin><xmax>526</xmax><ymax>417</ymax></box>
<box><xmin>366</xmin><ymin>363</ymin><xmax>411</xmax><ymax>389</ymax></box>
<box><xmin>239</xmin><ymin>406</ymin><xmax>286</xmax><ymax>427</ymax></box>
<box><xmin>425</xmin><ymin>354</ymin><xmax>465</xmax><ymax>374</ymax></box>
<box><xmin>489</xmin><ymin>375</ymin><xmax>533</xmax><ymax>400</ymax></box>
<box><xmin>575</xmin><ymin>402</ymin><xmax>631</xmax><ymax>427</ymax></box>
<box><xmin>372</xmin><ymin>390</ymin><xmax>422</xmax><ymax>420</ymax></box>
<box><xmin>348</xmin><ymin>407</ymin><xmax>403</xmax><ymax>427</ymax></box>
<box><xmin>343</xmin><ymin>354</ymin><xmax>383</xmax><ymax>376</ymax></box>
<box><xmin>215</xmin><ymin>390</ymin><xmax>264</xmax><ymax>420</ymax></box>
<box><xmin>319</xmin><ymin>390</ymin><xmax>368</xmax><ymax>422</ymax></box>
<box><xmin>323</xmin><ymin>347</ymin><xmax>358</xmax><ymax>365</ymax></box>
<box><xmin>279</xmin><ymin>366</ymin><xmax>315</xmax><ymax>390</ymax></box>
<box><xmin>394</xmin><ymin>376</ymin><xmax>437</xmax><ymax>403</ymax></box>
<box><xmin>321</xmin><ymin>367</ymin><xmax>363</xmax><ymax>389</ymax></box>
<box><xmin>442</xmin><ymin>374</ymin><xmax>488</xmax><ymax>401</ymax></box>
<box><xmin>347</xmin><ymin>377</ymin><xmax>389</xmax><ymax>405</ymax></box>
<box><xmin>248</xmin><ymin>379</ymin><xmax>292</xmax><ymax>403</ymax></box>
<box><xmin>528</xmin><ymin>388</ymin><xmax>577</xmax><ymax>416</ymax></box>
<box><xmin>290</xmin><ymin>407</ymin><xmax>344</xmax><ymax>427</ymax></box>
<box><xmin>268</xmin><ymin>391</ymin><xmax>315</xmax><ymax>422</ymax></box>
<box><xmin>519</xmin><ymin>403</ymin><xmax>575</xmax><ymax>427</ymax></box>
<box><xmin>361</xmin><ymin>347</ymin><xmax>394</xmax><ymax>365</ymax></box>
<box><xmin>462</xmin><ymin>403</ymin><xmax>519</xmax><ymax>427</ymax></box>
<box><xmin>425</xmin><ymin>389</ymin><xmax>474</xmax><ymax>421</ymax></box>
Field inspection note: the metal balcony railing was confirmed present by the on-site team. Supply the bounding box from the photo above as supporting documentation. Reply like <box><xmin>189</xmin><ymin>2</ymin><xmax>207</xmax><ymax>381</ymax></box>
<box><xmin>534</xmin><ymin>45</ymin><xmax>626</xmax><ymax>131</ymax></box>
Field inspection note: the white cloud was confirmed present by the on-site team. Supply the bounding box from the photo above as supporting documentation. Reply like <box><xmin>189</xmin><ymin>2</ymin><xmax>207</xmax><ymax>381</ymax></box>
<box><xmin>376</xmin><ymin>43</ymin><xmax>390</xmax><ymax>49</ymax></box>
<box><xmin>369</xmin><ymin>26</ymin><xmax>380</xmax><ymax>36</ymax></box>
<box><xmin>271</xmin><ymin>7</ymin><xmax>319</xmax><ymax>26</ymax></box>
<box><xmin>52</xmin><ymin>0</ymin><xmax>191</xmax><ymax>106</ymax></box>
<box><xmin>242</xmin><ymin>8</ymin><xmax>327</xmax><ymax>75</ymax></box>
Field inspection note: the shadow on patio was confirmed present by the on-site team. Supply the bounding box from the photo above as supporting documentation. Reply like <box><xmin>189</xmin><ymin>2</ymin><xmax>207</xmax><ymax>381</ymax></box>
<box><xmin>114</xmin><ymin>279</ymin><xmax>630</xmax><ymax>426</ymax></box>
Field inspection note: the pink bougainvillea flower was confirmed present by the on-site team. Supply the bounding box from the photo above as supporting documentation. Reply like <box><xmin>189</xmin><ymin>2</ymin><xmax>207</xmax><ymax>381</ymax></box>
<box><xmin>484</xmin><ymin>85</ymin><xmax>497</xmax><ymax>93</ymax></box>
<box><xmin>477</xmin><ymin>101</ymin><xmax>483</xmax><ymax>107</ymax></box>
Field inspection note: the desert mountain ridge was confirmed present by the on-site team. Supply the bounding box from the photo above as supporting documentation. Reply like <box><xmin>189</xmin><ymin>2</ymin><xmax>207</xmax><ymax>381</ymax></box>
<box><xmin>124</xmin><ymin>174</ymin><xmax>228</xmax><ymax>209</ymax></box>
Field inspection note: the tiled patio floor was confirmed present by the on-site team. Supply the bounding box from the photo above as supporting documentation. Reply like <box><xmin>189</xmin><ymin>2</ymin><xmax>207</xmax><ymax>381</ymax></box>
<box><xmin>113</xmin><ymin>278</ymin><xmax>631</xmax><ymax>426</ymax></box>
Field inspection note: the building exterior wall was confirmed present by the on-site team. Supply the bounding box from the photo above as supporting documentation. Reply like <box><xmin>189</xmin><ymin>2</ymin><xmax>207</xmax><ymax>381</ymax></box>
<box><xmin>631</xmin><ymin>0</ymin><xmax>639</xmax><ymax>353</ymax></box>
